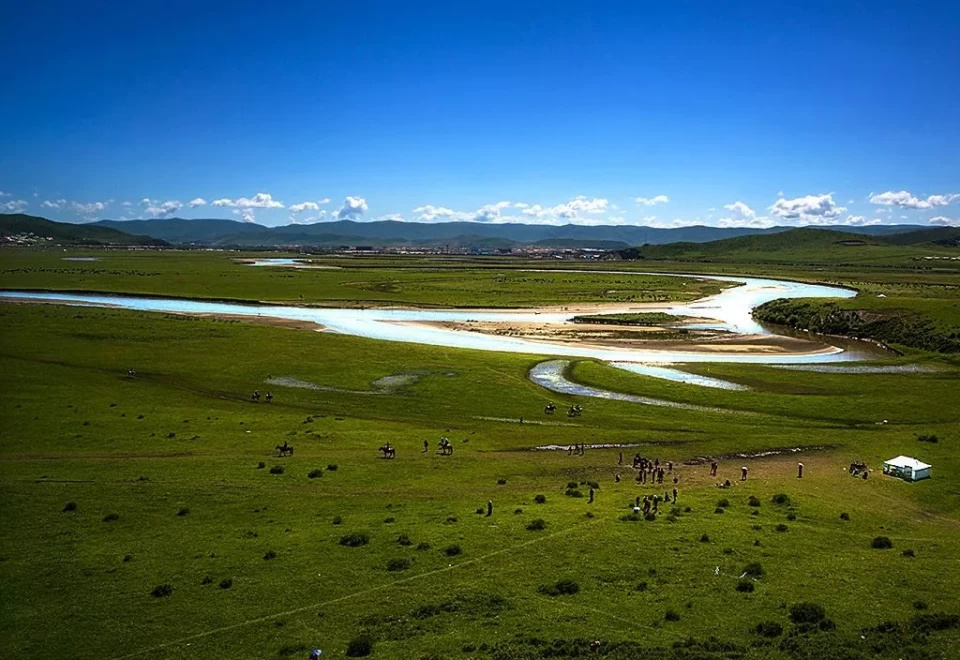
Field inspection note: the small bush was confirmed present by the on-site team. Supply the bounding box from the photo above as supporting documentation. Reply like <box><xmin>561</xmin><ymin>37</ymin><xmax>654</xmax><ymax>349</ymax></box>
<box><xmin>497</xmin><ymin>478</ymin><xmax>507</xmax><ymax>485</ymax></box>
<box><xmin>263</xmin><ymin>550</ymin><xmax>277</xmax><ymax>560</ymax></box>
<box><xmin>789</xmin><ymin>602</ymin><xmax>826</xmax><ymax>624</ymax></box>
<box><xmin>565</xmin><ymin>489</ymin><xmax>584</xmax><ymax>498</ymax></box>
<box><xmin>717</xmin><ymin>498</ymin><xmax>730</xmax><ymax>508</ymax></box>
<box><xmin>386</xmin><ymin>558</ymin><xmax>410</xmax><ymax>572</ymax></box>
<box><xmin>775</xmin><ymin>524</ymin><xmax>788</xmax><ymax>532</ymax></box>
<box><xmin>219</xmin><ymin>578</ymin><xmax>233</xmax><ymax>589</ymax></box>
<box><xmin>585</xmin><ymin>511</ymin><xmax>595</xmax><ymax>518</ymax></box>
<box><xmin>123</xmin><ymin>554</ymin><xmax>133</xmax><ymax>562</ymax></box>
<box><xmin>871</xmin><ymin>536</ymin><xmax>893</xmax><ymax>549</ymax></box>
<box><xmin>201</xmin><ymin>575</ymin><xmax>213</xmax><ymax>585</ymax></box>
<box><xmin>840</xmin><ymin>512</ymin><xmax>850</xmax><ymax>521</ymax></box>
<box><xmin>723</xmin><ymin>548</ymin><xmax>734</xmax><ymax>555</ymax></box>
<box><xmin>736</xmin><ymin>580</ymin><xmax>755</xmax><ymax>593</ymax></box>
<box><xmin>910</xmin><ymin>613</ymin><xmax>960</xmax><ymax>632</ymax></box>
<box><xmin>514</xmin><ymin>508</ymin><xmax>523</xmax><ymax>514</ymax></box>
<box><xmin>257</xmin><ymin>462</ymin><xmax>265</xmax><ymax>469</ymax></box>
<box><xmin>416</xmin><ymin>542</ymin><xmax>431</xmax><ymax>551</ymax></box>
<box><xmin>665</xmin><ymin>609</ymin><xmax>681</xmax><ymax>622</ymax></box>
<box><xmin>567</xmin><ymin>481</ymin><xmax>579</xmax><ymax>490</ymax></box>
<box><xmin>539</xmin><ymin>579</ymin><xmax>579</xmax><ymax>596</ymax></box>
<box><xmin>383</xmin><ymin>516</ymin><xmax>395</xmax><ymax>523</ymax></box>
<box><xmin>332</xmin><ymin>516</ymin><xmax>343</xmax><ymax>525</ymax></box>
<box><xmin>151</xmin><ymin>584</ymin><xmax>173</xmax><ymax>598</ymax></box>
<box><xmin>177</xmin><ymin>507</ymin><xmax>190</xmax><ymax>517</ymax></box>
<box><xmin>917</xmin><ymin>434</ymin><xmax>938</xmax><ymax>443</ymax></box>
<box><xmin>700</xmin><ymin>534</ymin><xmax>710</xmax><ymax>543</ymax></box>
<box><xmin>786</xmin><ymin>512</ymin><xmax>797</xmax><ymax>521</ymax></box>
<box><xmin>772</xmin><ymin>493</ymin><xmax>791</xmax><ymax>505</ymax></box>
<box><xmin>445</xmin><ymin>516</ymin><xmax>458</xmax><ymax>524</ymax></box>
<box><xmin>444</xmin><ymin>544</ymin><xmax>462</xmax><ymax>557</ymax></box>
<box><xmin>397</xmin><ymin>533</ymin><xmax>412</xmax><ymax>546</ymax></box>
<box><xmin>326</xmin><ymin>464</ymin><xmax>339</xmax><ymax>471</ymax></box>
<box><xmin>714</xmin><ymin>507</ymin><xmax>725</xmax><ymax>514</ymax></box>
<box><xmin>62</xmin><ymin>501</ymin><xmax>77</xmax><ymax>512</ymax></box>
<box><xmin>340</xmin><ymin>533</ymin><xmax>370</xmax><ymax>547</ymax></box>
<box><xmin>103</xmin><ymin>513</ymin><xmax>119</xmax><ymax>522</ymax></box>
<box><xmin>526</xmin><ymin>518</ymin><xmax>547</xmax><ymax>531</ymax></box>
<box><xmin>635</xmin><ymin>581</ymin><xmax>648</xmax><ymax>592</ymax></box>
<box><xmin>534</xmin><ymin>494</ymin><xmax>547</xmax><ymax>504</ymax></box>
<box><xmin>819</xmin><ymin>618</ymin><xmax>836</xmax><ymax>631</ymax></box>
<box><xmin>755</xmin><ymin>621</ymin><xmax>783</xmax><ymax>637</ymax></box>
<box><xmin>913</xmin><ymin>600</ymin><xmax>928</xmax><ymax>610</ymax></box>
<box><xmin>742</xmin><ymin>562</ymin><xmax>765</xmax><ymax>578</ymax></box>
<box><xmin>901</xmin><ymin>549</ymin><xmax>915</xmax><ymax>557</ymax></box>
<box><xmin>346</xmin><ymin>635</ymin><xmax>374</xmax><ymax>657</ymax></box>
<box><xmin>644</xmin><ymin>512</ymin><xmax>656</xmax><ymax>522</ymax></box>
<box><xmin>269</xmin><ymin>465</ymin><xmax>284</xmax><ymax>475</ymax></box>
<box><xmin>747</xmin><ymin>496</ymin><xmax>761</xmax><ymax>507</ymax></box>
<box><xmin>308</xmin><ymin>469</ymin><xmax>323</xmax><ymax>479</ymax></box>
<box><xmin>475</xmin><ymin>507</ymin><xmax>484</xmax><ymax>515</ymax></box>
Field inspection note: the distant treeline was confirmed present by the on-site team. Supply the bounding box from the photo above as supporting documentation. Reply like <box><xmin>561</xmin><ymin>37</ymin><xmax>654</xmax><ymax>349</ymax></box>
<box><xmin>753</xmin><ymin>300</ymin><xmax>960</xmax><ymax>353</ymax></box>
<box><xmin>571</xmin><ymin>312</ymin><xmax>681</xmax><ymax>326</ymax></box>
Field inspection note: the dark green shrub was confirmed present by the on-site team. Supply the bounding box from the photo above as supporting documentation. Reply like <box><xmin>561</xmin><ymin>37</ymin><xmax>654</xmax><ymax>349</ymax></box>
<box><xmin>386</xmin><ymin>558</ymin><xmax>410</xmax><ymax>572</ymax></box>
<box><xmin>308</xmin><ymin>469</ymin><xmax>323</xmax><ymax>479</ymax></box>
<box><xmin>257</xmin><ymin>461</ymin><xmax>265</xmax><ymax>469</ymax></box>
<box><xmin>775</xmin><ymin>524</ymin><xmax>788</xmax><ymax>532</ymax></box>
<box><xmin>917</xmin><ymin>434</ymin><xmax>938</xmax><ymax>443</ymax></box>
<box><xmin>665</xmin><ymin>609</ymin><xmax>680</xmax><ymax>621</ymax></box>
<box><xmin>742</xmin><ymin>562</ymin><xmax>765</xmax><ymax>577</ymax></box>
<box><xmin>840</xmin><ymin>512</ymin><xmax>849</xmax><ymax>520</ymax></box>
<box><xmin>263</xmin><ymin>550</ymin><xmax>276</xmax><ymax>560</ymax></box>
<box><xmin>103</xmin><ymin>513</ymin><xmax>119</xmax><ymax>522</ymax></box>
<box><xmin>910</xmin><ymin>613</ymin><xmax>960</xmax><ymax>632</ymax></box>
<box><xmin>736</xmin><ymin>580</ymin><xmax>754</xmax><ymax>593</ymax></box>
<box><xmin>201</xmin><ymin>575</ymin><xmax>213</xmax><ymax>585</ymax></box>
<box><xmin>332</xmin><ymin>515</ymin><xmax>343</xmax><ymax>525</ymax></box>
<box><xmin>748</xmin><ymin>496</ymin><xmax>761</xmax><ymax>507</ymax></box>
<box><xmin>177</xmin><ymin>507</ymin><xmax>190</xmax><ymax>517</ymax></box>
<box><xmin>700</xmin><ymin>534</ymin><xmax>710</xmax><ymax>543</ymax></box>
<box><xmin>567</xmin><ymin>481</ymin><xmax>579</xmax><ymax>489</ymax></box>
<box><xmin>565</xmin><ymin>489</ymin><xmax>584</xmax><ymax>498</ymax></box>
<box><xmin>123</xmin><ymin>554</ymin><xmax>133</xmax><ymax>562</ymax></box>
<box><xmin>269</xmin><ymin>465</ymin><xmax>284</xmax><ymax>475</ymax></box>
<box><xmin>644</xmin><ymin>512</ymin><xmax>656</xmax><ymax>521</ymax></box>
<box><xmin>819</xmin><ymin>618</ymin><xmax>836</xmax><ymax>631</ymax></box>
<box><xmin>539</xmin><ymin>579</ymin><xmax>579</xmax><ymax>596</ymax></box>
<box><xmin>339</xmin><ymin>533</ymin><xmax>370</xmax><ymax>547</ymax></box>
<box><xmin>901</xmin><ymin>548</ymin><xmax>915</xmax><ymax>557</ymax></box>
<box><xmin>397</xmin><ymin>533</ymin><xmax>412</xmax><ymax>546</ymax></box>
<box><xmin>514</xmin><ymin>508</ymin><xmax>523</xmax><ymax>514</ymax></box>
<box><xmin>871</xmin><ymin>536</ymin><xmax>893</xmax><ymax>549</ymax></box>
<box><xmin>62</xmin><ymin>501</ymin><xmax>77</xmax><ymax>512</ymax></box>
<box><xmin>219</xmin><ymin>578</ymin><xmax>233</xmax><ymax>589</ymax></box>
<box><xmin>444</xmin><ymin>544</ymin><xmax>462</xmax><ymax>557</ymax></box>
<box><xmin>151</xmin><ymin>584</ymin><xmax>173</xmax><ymax>598</ymax></box>
<box><xmin>717</xmin><ymin>498</ymin><xmax>730</xmax><ymax>508</ymax></box>
<box><xmin>383</xmin><ymin>516</ymin><xmax>395</xmax><ymax>523</ymax></box>
<box><xmin>635</xmin><ymin>581</ymin><xmax>648</xmax><ymax>592</ymax></box>
<box><xmin>326</xmin><ymin>464</ymin><xmax>338</xmax><ymax>471</ymax></box>
<box><xmin>534</xmin><ymin>494</ymin><xmax>547</xmax><ymax>504</ymax></box>
<box><xmin>755</xmin><ymin>621</ymin><xmax>783</xmax><ymax>637</ymax></box>
<box><xmin>416</xmin><ymin>542</ymin><xmax>431</xmax><ymax>551</ymax></box>
<box><xmin>346</xmin><ymin>635</ymin><xmax>373</xmax><ymax>657</ymax></box>
<box><xmin>526</xmin><ymin>518</ymin><xmax>547</xmax><ymax>531</ymax></box>
<box><xmin>714</xmin><ymin>507</ymin><xmax>725</xmax><ymax>514</ymax></box>
<box><xmin>789</xmin><ymin>602</ymin><xmax>826</xmax><ymax>624</ymax></box>
<box><xmin>497</xmin><ymin>478</ymin><xmax>507</xmax><ymax>485</ymax></box>
<box><xmin>913</xmin><ymin>600</ymin><xmax>928</xmax><ymax>610</ymax></box>
<box><xmin>772</xmin><ymin>493</ymin><xmax>791</xmax><ymax>505</ymax></box>
<box><xmin>786</xmin><ymin>512</ymin><xmax>797</xmax><ymax>521</ymax></box>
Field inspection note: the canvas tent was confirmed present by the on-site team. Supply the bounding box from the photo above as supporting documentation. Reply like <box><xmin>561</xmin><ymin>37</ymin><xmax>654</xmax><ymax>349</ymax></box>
<box><xmin>882</xmin><ymin>456</ymin><xmax>931</xmax><ymax>482</ymax></box>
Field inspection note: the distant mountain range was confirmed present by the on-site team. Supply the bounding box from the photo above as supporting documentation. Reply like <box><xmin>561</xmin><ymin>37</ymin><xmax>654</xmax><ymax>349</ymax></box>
<box><xmin>87</xmin><ymin>216</ymin><xmax>932</xmax><ymax>249</ymax></box>
<box><xmin>3</xmin><ymin>213</ymin><xmax>955</xmax><ymax>251</ymax></box>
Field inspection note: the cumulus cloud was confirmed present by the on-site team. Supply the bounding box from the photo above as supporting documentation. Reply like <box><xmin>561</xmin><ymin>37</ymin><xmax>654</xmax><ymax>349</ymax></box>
<box><xmin>412</xmin><ymin>205</ymin><xmax>476</xmax><ymax>222</ymax></box>
<box><xmin>140</xmin><ymin>199</ymin><xmax>182</xmax><ymax>218</ymax></box>
<box><xmin>232</xmin><ymin>209</ymin><xmax>257</xmax><ymax>223</ymax></box>
<box><xmin>71</xmin><ymin>201</ymin><xmax>109</xmax><ymax>216</ymax></box>
<box><xmin>337</xmin><ymin>196</ymin><xmax>368</xmax><ymax>220</ymax></box>
<box><xmin>41</xmin><ymin>199</ymin><xmax>67</xmax><ymax>209</ymax></box>
<box><xmin>929</xmin><ymin>216</ymin><xmax>958</xmax><ymax>226</ymax></box>
<box><xmin>212</xmin><ymin>192</ymin><xmax>284</xmax><ymax>209</ymax></box>
<box><xmin>842</xmin><ymin>215</ymin><xmax>883</xmax><ymax>226</ymax></box>
<box><xmin>722</xmin><ymin>201</ymin><xmax>756</xmax><ymax>221</ymax></box>
<box><xmin>374</xmin><ymin>213</ymin><xmax>405</xmax><ymax>222</ymax></box>
<box><xmin>0</xmin><ymin>190</ymin><xmax>10</xmax><ymax>197</ymax></box>
<box><xmin>188</xmin><ymin>197</ymin><xmax>207</xmax><ymax>207</ymax></box>
<box><xmin>2</xmin><ymin>199</ymin><xmax>28</xmax><ymax>212</ymax></box>
<box><xmin>288</xmin><ymin>210</ymin><xmax>328</xmax><ymax>224</ymax></box>
<box><xmin>869</xmin><ymin>190</ymin><xmax>958</xmax><ymax>210</ymax></box>
<box><xmin>289</xmin><ymin>201</ymin><xmax>321</xmax><ymax>213</ymax></box>
<box><xmin>769</xmin><ymin>193</ymin><xmax>846</xmax><ymax>225</ymax></box>
<box><xmin>634</xmin><ymin>195</ymin><xmax>670</xmax><ymax>206</ymax></box>
<box><xmin>522</xmin><ymin>196</ymin><xmax>610</xmax><ymax>220</ymax></box>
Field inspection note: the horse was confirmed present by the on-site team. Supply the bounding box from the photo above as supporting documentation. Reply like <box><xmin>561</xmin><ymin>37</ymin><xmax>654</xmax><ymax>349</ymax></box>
<box><xmin>264</xmin><ymin>392</ymin><xmax>273</xmax><ymax>403</ymax></box>
<box><xmin>544</xmin><ymin>403</ymin><xmax>556</xmax><ymax>415</ymax></box>
<box><xmin>379</xmin><ymin>444</ymin><xmax>396</xmax><ymax>459</ymax></box>
<box><xmin>567</xmin><ymin>404</ymin><xmax>582</xmax><ymax>418</ymax></box>
<box><xmin>438</xmin><ymin>437</ymin><xmax>453</xmax><ymax>456</ymax></box>
<box><xmin>251</xmin><ymin>390</ymin><xmax>261</xmax><ymax>403</ymax></box>
<box><xmin>275</xmin><ymin>442</ymin><xmax>294</xmax><ymax>457</ymax></box>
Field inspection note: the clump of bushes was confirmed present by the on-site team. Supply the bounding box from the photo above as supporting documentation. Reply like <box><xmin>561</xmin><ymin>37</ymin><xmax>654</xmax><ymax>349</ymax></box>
<box><xmin>775</xmin><ymin>524</ymin><xmax>789</xmax><ymax>532</ymax></box>
<box><xmin>103</xmin><ymin>513</ymin><xmax>119</xmax><ymax>522</ymax></box>
<box><xmin>772</xmin><ymin>493</ymin><xmax>791</xmax><ymax>505</ymax></box>
<box><xmin>714</xmin><ymin>507</ymin><xmax>725</xmax><ymax>514</ymax></box>
<box><xmin>386</xmin><ymin>558</ymin><xmax>410</xmax><ymax>572</ymax></box>
<box><xmin>902</xmin><ymin>549</ymin><xmax>916</xmax><ymax>557</ymax></box>
<box><xmin>917</xmin><ymin>434</ymin><xmax>938</xmax><ymax>443</ymax></box>
<box><xmin>534</xmin><ymin>494</ymin><xmax>547</xmax><ymax>504</ymax></box>
<box><xmin>339</xmin><ymin>533</ymin><xmax>370</xmax><ymax>547</ymax></box>
<box><xmin>717</xmin><ymin>498</ymin><xmax>730</xmax><ymax>508</ymax></box>
<box><xmin>201</xmin><ymin>575</ymin><xmax>213</xmax><ymax>585</ymax></box>
<box><xmin>308</xmin><ymin>469</ymin><xmax>323</xmax><ymax>479</ymax></box>
<box><xmin>742</xmin><ymin>562</ymin><xmax>765</xmax><ymax>577</ymax></box>
<box><xmin>539</xmin><ymin>579</ymin><xmax>579</xmax><ymax>596</ymax></box>
<box><xmin>754</xmin><ymin>621</ymin><xmax>783</xmax><ymax>637</ymax></box>
<box><xmin>219</xmin><ymin>578</ymin><xmax>233</xmax><ymax>589</ymax></box>
<box><xmin>257</xmin><ymin>462</ymin><xmax>265</xmax><ymax>469</ymax></box>
<box><xmin>786</xmin><ymin>512</ymin><xmax>797</xmax><ymax>521</ymax></box>
<box><xmin>736</xmin><ymin>580</ymin><xmax>755</xmax><ymax>593</ymax></box>
<box><xmin>840</xmin><ymin>512</ymin><xmax>850</xmax><ymax>521</ymax></box>
<box><xmin>332</xmin><ymin>516</ymin><xmax>343</xmax><ymax>525</ymax></box>
<box><xmin>566</xmin><ymin>481</ymin><xmax>579</xmax><ymax>490</ymax></box>
<box><xmin>177</xmin><ymin>507</ymin><xmax>190</xmax><ymax>517</ymax></box>
<box><xmin>700</xmin><ymin>534</ymin><xmax>710</xmax><ymax>543</ymax></box>
<box><xmin>383</xmin><ymin>516</ymin><xmax>395</xmax><ymax>524</ymax></box>
<box><xmin>345</xmin><ymin>635</ymin><xmax>373</xmax><ymax>657</ymax></box>
<box><xmin>269</xmin><ymin>465</ymin><xmax>284</xmax><ymax>475</ymax></box>
<box><xmin>62</xmin><ymin>501</ymin><xmax>77</xmax><ymax>512</ymax></box>
<box><xmin>789</xmin><ymin>602</ymin><xmax>826</xmax><ymax>624</ymax></box>
<box><xmin>635</xmin><ymin>581</ymin><xmax>648</xmax><ymax>592</ymax></box>
<box><xmin>416</xmin><ymin>542</ymin><xmax>431</xmax><ymax>551</ymax></box>
<box><xmin>263</xmin><ymin>550</ymin><xmax>277</xmax><ymax>560</ymax></box>
<box><xmin>665</xmin><ymin>609</ymin><xmax>681</xmax><ymax>621</ymax></box>
<box><xmin>151</xmin><ymin>584</ymin><xmax>173</xmax><ymax>598</ymax></box>
<box><xmin>526</xmin><ymin>519</ymin><xmax>547</xmax><ymax>531</ymax></box>
<box><xmin>497</xmin><ymin>478</ymin><xmax>507</xmax><ymax>485</ymax></box>
<box><xmin>748</xmin><ymin>496</ymin><xmax>761</xmax><ymax>507</ymax></box>
<box><xmin>913</xmin><ymin>600</ymin><xmax>928</xmax><ymax>610</ymax></box>
<box><xmin>565</xmin><ymin>488</ymin><xmax>584</xmax><ymax>498</ymax></box>
<box><xmin>871</xmin><ymin>536</ymin><xmax>893</xmax><ymax>549</ymax></box>
<box><xmin>397</xmin><ymin>533</ymin><xmax>412</xmax><ymax>546</ymax></box>
<box><xmin>444</xmin><ymin>544</ymin><xmax>462</xmax><ymax>556</ymax></box>
<box><xmin>326</xmin><ymin>464</ymin><xmax>339</xmax><ymax>471</ymax></box>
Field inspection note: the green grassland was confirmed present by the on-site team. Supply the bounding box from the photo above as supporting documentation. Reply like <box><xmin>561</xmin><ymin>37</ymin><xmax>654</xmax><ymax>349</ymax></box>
<box><xmin>1</xmin><ymin>301</ymin><xmax>959</xmax><ymax>659</ymax></box>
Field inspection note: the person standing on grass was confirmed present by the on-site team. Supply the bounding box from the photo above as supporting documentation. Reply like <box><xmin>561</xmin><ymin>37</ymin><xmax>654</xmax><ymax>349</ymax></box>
<box><xmin>673</xmin><ymin>487</ymin><xmax>678</xmax><ymax>503</ymax></box>
<box><xmin>741</xmin><ymin>466</ymin><xmax>748</xmax><ymax>481</ymax></box>
<box><xmin>798</xmin><ymin>462</ymin><xmax>804</xmax><ymax>479</ymax></box>
<box><xmin>710</xmin><ymin>461</ymin><xmax>718</xmax><ymax>477</ymax></box>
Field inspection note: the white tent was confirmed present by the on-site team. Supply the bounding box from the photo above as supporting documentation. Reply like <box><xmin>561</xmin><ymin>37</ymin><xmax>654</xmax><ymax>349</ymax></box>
<box><xmin>882</xmin><ymin>456</ymin><xmax>931</xmax><ymax>482</ymax></box>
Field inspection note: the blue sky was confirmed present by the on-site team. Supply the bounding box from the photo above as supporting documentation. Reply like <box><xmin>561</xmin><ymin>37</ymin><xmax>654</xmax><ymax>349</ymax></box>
<box><xmin>1</xmin><ymin>1</ymin><xmax>958</xmax><ymax>227</ymax></box>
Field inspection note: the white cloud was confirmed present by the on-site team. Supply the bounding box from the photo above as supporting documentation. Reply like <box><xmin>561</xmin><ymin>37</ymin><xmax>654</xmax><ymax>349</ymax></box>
<box><xmin>842</xmin><ymin>215</ymin><xmax>883</xmax><ymax>226</ymax></box>
<box><xmin>188</xmin><ymin>197</ymin><xmax>207</xmax><ymax>208</ymax></box>
<box><xmin>634</xmin><ymin>195</ymin><xmax>669</xmax><ymax>206</ymax></box>
<box><xmin>769</xmin><ymin>193</ymin><xmax>846</xmax><ymax>225</ymax></box>
<box><xmin>336</xmin><ymin>196</ymin><xmax>368</xmax><ymax>221</ymax></box>
<box><xmin>140</xmin><ymin>199</ymin><xmax>182</xmax><ymax>218</ymax></box>
<box><xmin>522</xmin><ymin>196</ymin><xmax>610</xmax><ymax>220</ymax></box>
<box><xmin>929</xmin><ymin>216</ymin><xmax>958</xmax><ymax>226</ymax></box>
<box><xmin>232</xmin><ymin>209</ymin><xmax>257</xmax><ymax>223</ymax></box>
<box><xmin>212</xmin><ymin>192</ymin><xmax>284</xmax><ymax>209</ymax></box>
<box><xmin>71</xmin><ymin>201</ymin><xmax>109</xmax><ymax>216</ymax></box>
<box><xmin>2</xmin><ymin>199</ymin><xmax>28</xmax><ymax>212</ymax></box>
<box><xmin>412</xmin><ymin>205</ymin><xmax>473</xmax><ymax>222</ymax></box>
<box><xmin>318</xmin><ymin>197</ymin><xmax>330</xmax><ymax>205</ymax></box>
<box><xmin>717</xmin><ymin>216</ymin><xmax>776</xmax><ymax>229</ymax></box>
<box><xmin>0</xmin><ymin>191</ymin><xmax>10</xmax><ymax>197</ymax></box>
<box><xmin>288</xmin><ymin>210</ymin><xmax>329</xmax><ymax>224</ymax></box>
<box><xmin>41</xmin><ymin>199</ymin><xmax>67</xmax><ymax>209</ymax></box>
<box><xmin>374</xmin><ymin>213</ymin><xmax>405</xmax><ymax>222</ymax></box>
<box><xmin>289</xmin><ymin>201</ymin><xmax>321</xmax><ymax>213</ymax></box>
<box><xmin>869</xmin><ymin>190</ymin><xmax>958</xmax><ymax>210</ymax></box>
<box><xmin>722</xmin><ymin>201</ymin><xmax>756</xmax><ymax>221</ymax></box>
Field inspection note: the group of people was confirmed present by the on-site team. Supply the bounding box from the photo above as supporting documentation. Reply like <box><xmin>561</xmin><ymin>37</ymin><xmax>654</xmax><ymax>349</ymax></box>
<box><xmin>632</xmin><ymin>487</ymin><xmax>680</xmax><ymax>515</ymax></box>
<box><xmin>567</xmin><ymin>442</ymin><xmax>587</xmax><ymax>455</ymax></box>
<box><xmin>619</xmin><ymin>452</ymin><xmax>678</xmax><ymax>487</ymax></box>
<box><xmin>250</xmin><ymin>390</ymin><xmax>273</xmax><ymax>403</ymax></box>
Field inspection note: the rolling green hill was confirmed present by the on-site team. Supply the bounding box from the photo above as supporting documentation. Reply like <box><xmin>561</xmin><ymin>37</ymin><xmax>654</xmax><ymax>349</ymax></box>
<box><xmin>0</xmin><ymin>213</ymin><xmax>167</xmax><ymax>246</ymax></box>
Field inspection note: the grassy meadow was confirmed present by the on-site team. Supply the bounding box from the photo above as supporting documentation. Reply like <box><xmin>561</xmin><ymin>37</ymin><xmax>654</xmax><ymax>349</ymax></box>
<box><xmin>1</xmin><ymin>250</ymin><xmax>959</xmax><ymax>659</ymax></box>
